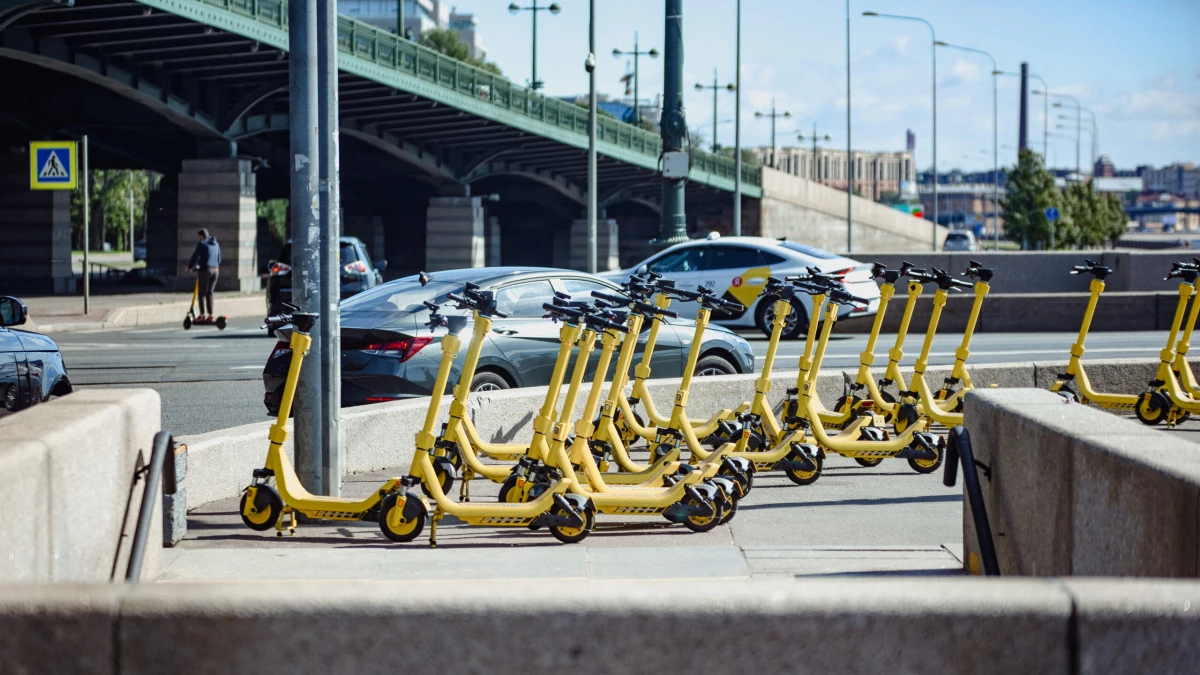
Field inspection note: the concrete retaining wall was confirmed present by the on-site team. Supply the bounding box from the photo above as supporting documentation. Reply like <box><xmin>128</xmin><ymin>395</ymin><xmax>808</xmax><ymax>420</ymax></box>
<box><xmin>964</xmin><ymin>388</ymin><xmax>1200</xmax><ymax>577</ymax></box>
<box><xmin>2</xmin><ymin>578</ymin><xmax>1198</xmax><ymax>674</ymax></box>
<box><xmin>855</xmin><ymin>250</ymin><xmax>1195</xmax><ymax>294</ymax></box>
<box><xmin>178</xmin><ymin>358</ymin><xmax>1166</xmax><ymax>510</ymax></box>
<box><xmin>0</xmin><ymin>389</ymin><xmax>164</xmax><ymax>582</ymax></box>
<box><xmin>757</xmin><ymin>168</ymin><xmax>947</xmax><ymax>253</ymax></box>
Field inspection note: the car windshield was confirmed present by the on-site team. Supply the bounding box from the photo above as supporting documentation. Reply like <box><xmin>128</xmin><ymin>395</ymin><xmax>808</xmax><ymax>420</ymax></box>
<box><xmin>947</xmin><ymin>232</ymin><xmax>969</xmax><ymax>240</ymax></box>
<box><xmin>778</xmin><ymin>242</ymin><xmax>841</xmax><ymax>259</ymax></box>
<box><xmin>341</xmin><ymin>278</ymin><xmax>458</xmax><ymax>313</ymax></box>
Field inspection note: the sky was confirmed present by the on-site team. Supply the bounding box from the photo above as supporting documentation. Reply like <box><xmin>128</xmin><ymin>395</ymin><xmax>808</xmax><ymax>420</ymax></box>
<box><xmin>453</xmin><ymin>0</ymin><xmax>1200</xmax><ymax>173</ymax></box>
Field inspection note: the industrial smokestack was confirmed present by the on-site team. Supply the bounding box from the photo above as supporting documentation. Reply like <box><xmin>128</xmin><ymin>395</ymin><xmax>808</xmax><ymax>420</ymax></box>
<box><xmin>1018</xmin><ymin>62</ymin><xmax>1029</xmax><ymax>150</ymax></box>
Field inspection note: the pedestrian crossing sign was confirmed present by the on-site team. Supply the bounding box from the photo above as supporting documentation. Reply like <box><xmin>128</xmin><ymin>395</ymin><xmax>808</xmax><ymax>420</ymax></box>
<box><xmin>30</xmin><ymin>141</ymin><xmax>77</xmax><ymax>190</ymax></box>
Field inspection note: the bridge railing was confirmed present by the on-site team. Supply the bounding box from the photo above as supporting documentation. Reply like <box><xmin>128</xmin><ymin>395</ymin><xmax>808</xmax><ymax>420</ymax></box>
<box><xmin>205</xmin><ymin>0</ymin><xmax>759</xmax><ymax>189</ymax></box>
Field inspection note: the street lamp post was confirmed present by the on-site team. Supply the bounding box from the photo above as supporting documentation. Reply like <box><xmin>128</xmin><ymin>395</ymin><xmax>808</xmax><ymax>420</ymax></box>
<box><xmin>863</xmin><ymin>11</ymin><xmax>938</xmax><ymax>250</ymax></box>
<box><xmin>845</xmin><ymin>0</ymin><xmax>852</xmax><ymax>252</ymax></box>
<box><xmin>586</xmin><ymin>1</ymin><xmax>597</xmax><ymax>273</ymax></box>
<box><xmin>935</xmin><ymin>41</ymin><xmax>999</xmax><ymax>251</ymax></box>
<box><xmin>754</xmin><ymin>99</ymin><xmax>790</xmax><ymax>169</ymax></box>
<box><xmin>733</xmin><ymin>0</ymin><xmax>742</xmax><ymax>236</ymax></box>
<box><xmin>508</xmin><ymin>1</ymin><xmax>561</xmax><ymax>91</ymax></box>
<box><xmin>797</xmin><ymin>124</ymin><xmax>832</xmax><ymax>179</ymax></box>
<box><xmin>695</xmin><ymin>70</ymin><xmax>736</xmax><ymax>152</ymax></box>
<box><xmin>1040</xmin><ymin>92</ymin><xmax>1083</xmax><ymax>175</ymax></box>
<box><xmin>613</xmin><ymin>33</ymin><xmax>659</xmax><ymax>126</ymax></box>
<box><xmin>1057</xmin><ymin>107</ymin><xmax>1097</xmax><ymax>172</ymax></box>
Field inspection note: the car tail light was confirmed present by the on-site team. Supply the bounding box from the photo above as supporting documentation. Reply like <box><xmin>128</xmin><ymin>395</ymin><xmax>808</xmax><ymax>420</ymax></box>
<box><xmin>359</xmin><ymin>336</ymin><xmax>432</xmax><ymax>362</ymax></box>
<box><xmin>829</xmin><ymin>267</ymin><xmax>853</xmax><ymax>278</ymax></box>
<box><xmin>269</xmin><ymin>261</ymin><xmax>291</xmax><ymax>276</ymax></box>
<box><xmin>269</xmin><ymin>341</ymin><xmax>291</xmax><ymax>360</ymax></box>
<box><xmin>365</xmin><ymin>396</ymin><xmax>398</xmax><ymax>403</ymax></box>
<box><xmin>343</xmin><ymin>260</ymin><xmax>369</xmax><ymax>274</ymax></box>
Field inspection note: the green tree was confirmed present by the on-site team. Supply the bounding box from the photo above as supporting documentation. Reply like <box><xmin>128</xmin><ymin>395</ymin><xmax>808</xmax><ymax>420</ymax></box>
<box><xmin>1000</xmin><ymin>148</ymin><xmax>1059</xmax><ymax>249</ymax></box>
<box><xmin>717</xmin><ymin>146</ymin><xmax>761</xmax><ymax>167</ymax></box>
<box><xmin>574</xmin><ymin>101</ymin><xmax>616</xmax><ymax>119</ymax></box>
<box><xmin>418</xmin><ymin>28</ymin><xmax>503</xmax><ymax>76</ymax></box>
<box><xmin>70</xmin><ymin>169</ymin><xmax>153</xmax><ymax>251</ymax></box>
<box><xmin>257</xmin><ymin>199</ymin><xmax>289</xmax><ymax>245</ymax></box>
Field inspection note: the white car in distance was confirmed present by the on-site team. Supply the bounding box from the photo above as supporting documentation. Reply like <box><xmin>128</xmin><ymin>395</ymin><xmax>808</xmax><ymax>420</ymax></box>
<box><xmin>604</xmin><ymin>235</ymin><xmax>881</xmax><ymax>339</ymax></box>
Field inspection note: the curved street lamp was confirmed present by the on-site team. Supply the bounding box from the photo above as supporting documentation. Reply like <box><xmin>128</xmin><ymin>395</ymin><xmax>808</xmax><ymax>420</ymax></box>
<box><xmin>754</xmin><ymin>100</ymin><xmax>791</xmax><ymax>168</ymax></box>
<box><xmin>612</xmin><ymin>32</ymin><xmax>659</xmax><ymax>126</ymax></box>
<box><xmin>508</xmin><ymin>1</ymin><xmax>561</xmax><ymax>91</ymax></box>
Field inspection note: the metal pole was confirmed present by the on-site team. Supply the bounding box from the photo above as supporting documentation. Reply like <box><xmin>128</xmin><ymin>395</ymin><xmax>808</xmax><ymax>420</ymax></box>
<box><xmin>992</xmin><ymin>69</ymin><xmax>998</xmax><ymax>250</ymax></box>
<box><xmin>289</xmin><ymin>0</ymin><xmax>322</xmax><ymax>492</ymax></box>
<box><xmin>633</xmin><ymin>32</ymin><xmax>640</xmax><ymax>125</ymax></box>
<box><xmin>769</xmin><ymin>98</ymin><xmax>776</xmax><ymax>168</ymax></box>
<box><xmin>710</xmin><ymin>70</ymin><xmax>718</xmax><ymax>151</ymax></box>
<box><xmin>653</xmin><ymin>0</ymin><xmax>688</xmax><ymax>247</ymax></box>
<box><xmin>587</xmin><ymin>0</ymin><xmax>597</xmax><ymax>273</ymax></box>
<box><xmin>931</xmin><ymin>31</ymin><xmax>938</xmax><ymax>250</ymax></box>
<box><xmin>845</xmin><ymin>0</ymin><xmax>852</xmax><ymax>253</ymax></box>
<box><xmin>1075</xmin><ymin>104</ymin><xmax>1080</xmax><ymax>176</ymax></box>
<box><xmin>531</xmin><ymin>0</ymin><xmax>538</xmax><ymax>90</ymax></box>
<box><xmin>317</xmin><ymin>0</ymin><xmax>341</xmax><ymax>496</ymax></box>
<box><xmin>732</xmin><ymin>0</ymin><xmax>741</xmax><ymax>236</ymax></box>
<box><xmin>1018</xmin><ymin>62</ymin><xmax>1028</xmax><ymax>151</ymax></box>
<box><xmin>129</xmin><ymin>171</ymin><xmax>134</xmax><ymax>254</ymax></box>
<box><xmin>396</xmin><ymin>0</ymin><xmax>403</xmax><ymax>36</ymax></box>
<box><xmin>82</xmin><ymin>134</ymin><xmax>89</xmax><ymax>314</ymax></box>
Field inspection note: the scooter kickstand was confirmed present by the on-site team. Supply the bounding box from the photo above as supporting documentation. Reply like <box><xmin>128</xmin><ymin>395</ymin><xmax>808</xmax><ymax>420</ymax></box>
<box><xmin>429</xmin><ymin>509</ymin><xmax>442</xmax><ymax>548</ymax></box>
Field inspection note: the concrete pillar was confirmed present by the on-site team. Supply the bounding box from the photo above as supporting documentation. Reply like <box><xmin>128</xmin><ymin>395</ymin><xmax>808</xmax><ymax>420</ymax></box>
<box><xmin>485</xmin><ymin>215</ymin><xmax>502</xmax><ymax>266</ymax></box>
<box><xmin>146</xmin><ymin>188</ymin><xmax>178</xmax><ymax>277</ymax></box>
<box><xmin>0</xmin><ymin>151</ymin><xmax>73</xmax><ymax>294</ymax></box>
<box><xmin>175</xmin><ymin>158</ymin><xmax>258</xmax><ymax>292</ymax></box>
<box><xmin>424</xmin><ymin>196</ymin><xmax>484</xmax><ymax>271</ymax></box>
<box><xmin>567</xmin><ymin>218</ymin><xmax>619</xmax><ymax>272</ymax></box>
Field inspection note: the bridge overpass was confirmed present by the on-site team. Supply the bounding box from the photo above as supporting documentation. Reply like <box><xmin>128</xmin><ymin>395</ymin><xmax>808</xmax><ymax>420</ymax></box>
<box><xmin>0</xmin><ymin>0</ymin><xmax>940</xmax><ymax>294</ymax></box>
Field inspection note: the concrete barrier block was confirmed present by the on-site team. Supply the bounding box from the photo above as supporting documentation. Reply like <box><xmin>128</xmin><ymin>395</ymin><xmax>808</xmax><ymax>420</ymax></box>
<box><xmin>1070</xmin><ymin>432</ymin><xmax>1200</xmax><ymax>577</ymax></box>
<box><xmin>0</xmin><ymin>584</ymin><xmax>121</xmax><ymax>675</ymax></box>
<box><xmin>163</xmin><ymin>443</ymin><xmax>187</xmax><ymax>547</ymax></box>
<box><xmin>340</xmin><ymin>397</ymin><xmax>434</xmax><ymax>474</ymax></box>
<box><xmin>182</xmin><ymin>420</ymin><xmax>280</xmax><ymax>510</ymax></box>
<box><xmin>1066</xmin><ymin>579</ymin><xmax>1200</xmax><ymax>675</ymax></box>
<box><xmin>117</xmin><ymin>579</ymin><xmax>1071</xmax><ymax>675</ymax></box>
<box><xmin>0</xmin><ymin>441</ymin><xmax>50</xmax><ymax>581</ymax></box>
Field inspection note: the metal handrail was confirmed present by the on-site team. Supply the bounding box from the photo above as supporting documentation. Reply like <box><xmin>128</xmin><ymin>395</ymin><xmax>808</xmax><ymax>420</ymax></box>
<box><xmin>943</xmin><ymin>425</ymin><xmax>1000</xmax><ymax>576</ymax></box>
<box><xmin>125</xmin><ymin>431</ymin><xmax>178</xmax><ymax>582</ymax></box>
<box><xmin>193</xmin><ymin>0</ymin><xmax>759</xmax><ymax>188</ymax></box>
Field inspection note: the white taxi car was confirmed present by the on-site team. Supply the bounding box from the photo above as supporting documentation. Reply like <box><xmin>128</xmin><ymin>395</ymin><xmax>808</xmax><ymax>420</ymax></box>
<box><xmin>604</xmin><ymin>235</ymin><xmax>881</xmax><ymax>339</ymax></box>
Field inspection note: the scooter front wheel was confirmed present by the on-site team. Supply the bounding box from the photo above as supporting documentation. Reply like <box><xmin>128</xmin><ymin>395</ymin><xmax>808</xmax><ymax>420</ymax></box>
<box><xmin>1135</xmin><ymin>391</ymin><xmax>1169</xmax><ymax>426</ymax></box>
<box><xmin>681</xmin><ymin>495</ymin><xmax>722</xmax><ymax>533</ymax></box>
<box><xmin>216</xmin><ymin>316</ymin><xmax>227</xmax><ymax>330</ymax></box>
<box><xmin>784</xmin><ymin>450</ymin><xmax>823</xmax><ymax>486</ymax></box>
<box><xmin>378</xmin><ymin>493</ymin><xmax>427</xmax><ymax>543</ymax></box>
<box><xmin>421</xmin><ymin>457</ymin><xmax>456</xmax><ymax>499</ymax></box>
<box><xmin>239</xmin><ymin>488</ymin><xmax>282</xmax><ymax>531</ymax></box>
<box><xmin>907</xmin><ymin>437</ymin><xmax>945</xmax><ymax>475</ymax></box>
<box><xmin>183</xmin><ymin>316</ymin><xmax>192</xmax><ymax>330</ymax></box>
<box><xmin>549</xmin><ymin>504</ymin><xmax>594</xmax><ymax>544</ymax></box>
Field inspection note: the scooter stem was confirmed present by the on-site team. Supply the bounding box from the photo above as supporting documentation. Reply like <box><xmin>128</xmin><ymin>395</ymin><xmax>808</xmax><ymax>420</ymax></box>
<box><xmin>914</xmin><ymin>289</ymin><xmax>948</xmax><ymax>376</ymax></box>
<box><xmin>417</xmin><ymin>327</ymin><xmax>464</xmax><ymax>452</ymax></box>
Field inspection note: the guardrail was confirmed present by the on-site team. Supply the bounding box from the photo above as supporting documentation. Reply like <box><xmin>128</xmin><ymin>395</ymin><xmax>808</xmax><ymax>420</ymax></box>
<box><xmin>125</xmin><ymin>431</ymin><xmax>178</xmax><ymax>582</ymax></box>
<box><xmin>943</xmin><ymin>426</ymin><xmax>999</xmax><ymax>576</ymax></box>
<box><xmin>189</xmin><ymin>0</ymin><xmax>760</xmax><ymax>189</ymax></box>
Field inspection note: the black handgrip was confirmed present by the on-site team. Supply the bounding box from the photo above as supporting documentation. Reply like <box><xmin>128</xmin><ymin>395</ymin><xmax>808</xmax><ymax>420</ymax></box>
<box><xmin>633</xmin><ymin>299</ymin><xmax>678</xmax><ymax>318</ymax></box>
<box><xmin>952</xmin><ymin>278</ymin><xmax>974</xmax><ymax>288</ymax></box>
<box><xmin>831</xmin><ymin>290</ymin><xmax>869</xmax><ymax>306</ymax></box>
<box><xmin>491</xmin><ymin>308</ymin><xmax>508</xmax><ymax>318</ymax></box>
<box><xmin>447</xmin><ymin>292</ymin><xmax>467</xmax><ymax>305</ymax></box>
<box><xmin>542</xmin><ymin>302</ymin><xmax>584</xmax><ymax>321</ymax></box>
<box><xmin>717</xmin><ymin>298</ymin><xmax>745</xmax><ymax>312</ymax></box>
<box><xmin>591</xmin><ymin>290</ymin><xmax>630</xmax><ymax>306</ymax></box>
<box><xmin>263</xmin><ymin>313</ymin><xmax>292</xmax><ymax>330</ymax></box>
<box><xmin>664</xmin><ymin>286</ymin><xmax>703</xmax><ymax>301</ymax></box>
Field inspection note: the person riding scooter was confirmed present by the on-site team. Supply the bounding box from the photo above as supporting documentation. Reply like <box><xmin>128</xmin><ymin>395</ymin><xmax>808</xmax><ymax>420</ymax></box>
<box><xmin>187</xmin><ymin>228</ymin><xmax>221</xmax><ymax>322</ymax></box>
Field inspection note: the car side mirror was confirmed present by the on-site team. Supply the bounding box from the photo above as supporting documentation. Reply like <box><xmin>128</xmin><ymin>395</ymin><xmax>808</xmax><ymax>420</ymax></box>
<box><xmin>639</xmin><ymin>264</ymin><xmax>650</xmax><ymax>276</ymax></box>
<box><xmin>0</xmin><ymin>296</ymin><xmax>28</xmax><ymax>327</ymax></box>
<box><xmin>375</xmin><ymin>259</ymin><xmax>388</xmax><ymax>273</ymax></box>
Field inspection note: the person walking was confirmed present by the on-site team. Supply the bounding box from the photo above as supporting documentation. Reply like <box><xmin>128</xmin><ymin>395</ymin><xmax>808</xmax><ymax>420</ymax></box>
<box><xmin>187</xmin><ymin>229</ymin><xmax>222</xmax><ymax>321</ymax></box>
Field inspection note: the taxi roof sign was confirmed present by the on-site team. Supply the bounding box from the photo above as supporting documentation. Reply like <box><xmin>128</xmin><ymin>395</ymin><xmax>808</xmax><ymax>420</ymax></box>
<box><xmin>30</xmin><ymin>141</ymin><xmax>77</xmax><ymax>190</ymax></box>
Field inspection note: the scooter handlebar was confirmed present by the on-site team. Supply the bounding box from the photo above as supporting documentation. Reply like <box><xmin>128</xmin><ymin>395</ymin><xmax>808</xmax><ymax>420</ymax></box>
<box><xmin>584</xmin><ymin>313</ymin><xmax>631</xmax><ymax>334</ymax></box>
<box><xmin>447</xmin><ymin>291</ymin><xmax>508</xmax><ymax>318</ymax></box>
<box><xmin>542</xmin><ymin>302</ymin><xmax>585</xmax><ymax>322</ymax></box>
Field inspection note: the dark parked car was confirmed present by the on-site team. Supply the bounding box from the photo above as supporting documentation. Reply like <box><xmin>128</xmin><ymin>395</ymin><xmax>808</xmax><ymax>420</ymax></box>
<box><xmin>266</xmin><ymin>236</ymin><xmax>387</xmax><ymax>315</ymax></box>
<box><xmin>0</xmin><ymin>296</ymin><xmax>72</xmax><ymax>416</ymax></box>
<box><xmin>262</xmin><ymin>268</ymin><xmax>756</xmax><ymax>414</ymax></box>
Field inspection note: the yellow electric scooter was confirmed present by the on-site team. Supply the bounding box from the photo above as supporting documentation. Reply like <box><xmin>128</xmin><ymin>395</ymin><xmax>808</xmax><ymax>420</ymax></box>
<box><xmin>907</xmin><ymin>262</ymin><xmax>995</xmax><ymax>429</ymax></box>
<box><xmin>378</xmin><ymin>284</ymin><xmax>595</xmax><ymax>546</ymax></box>
<box><xmin>785</xmin><ymin>280</ymin><xmax>945</xmax><ymax>473</ymax></box>
<box><xmin>1132</xmin><ymin>263</ymin><xmax>1200</xmax><ymax>426</ymax></box>
<box><xmin>240</xmin><ymin>310</ymin><xmax>410</xmax><ymax>538</ymax></box>
<box><xmin>532</xmin><ymin>301</ymin><xmax>737</xmax><ymax>530</ymax></box>
<box><xmin>1050</xmin><ymin>259</ymin><xmax>1142</xmax><ymax>412</ymax></box>
<box><xmin>1168</xmin><ymin>259</ymin><xmax>1200</xmax><ymax>405</ymax></box>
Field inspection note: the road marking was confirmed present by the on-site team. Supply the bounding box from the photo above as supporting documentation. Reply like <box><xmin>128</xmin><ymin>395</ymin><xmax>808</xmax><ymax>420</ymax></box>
<box><xmin>230</xmin><ymin>365</ymin><xmax>262</xmax><ymax>370</ymax></box>
<box><xmin>125</xmin><ymin>327</ymin><xmax>181</xmax><ymax>334</ymax></box>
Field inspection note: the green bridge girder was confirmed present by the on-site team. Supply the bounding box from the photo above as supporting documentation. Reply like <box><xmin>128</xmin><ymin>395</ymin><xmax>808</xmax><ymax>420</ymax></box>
<box><xmin>134</xmin><ymin>0</ymin><xmax>762</xmax><ymax>198</ymax></box>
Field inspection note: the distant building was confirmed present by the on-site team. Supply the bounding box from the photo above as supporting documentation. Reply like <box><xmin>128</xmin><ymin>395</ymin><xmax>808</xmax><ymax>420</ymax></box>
<box><xmin>1093</xmin><ymin>177</ymin><xmax>1144</xmax><ymax>208</ymax></box>
<box><xmin>916</xmin><ymin>183</ymin><xmax>1005</xmax><ymax>233</ymax></box>
<box><xmin>1142</xmin><ymin>163</ymin><xmax>1200</xmax><ymax>199</ymax></box>
<box><xmin>1133</xmin><ymin>192</ymin><xmax>1200</xmax><ymax>232</ymax></box>
<box><xmin>756</xmin><ymin>146</ymin><xmax>915</xmax><ymax>202</ymax></box>
<box><xmin>558</xmin><ymin>93</ymin><xmax>661</xmax><ymax>130</ymax></box>
<box><xmin>338</xmin><ymin>0</ymin><xmax>484</xmax><ymax>59</ymax></box>
<box><xmin>1094</xmin><ymin>155</ymin><xmax>1116</xmax><ymax>178</ymax></box>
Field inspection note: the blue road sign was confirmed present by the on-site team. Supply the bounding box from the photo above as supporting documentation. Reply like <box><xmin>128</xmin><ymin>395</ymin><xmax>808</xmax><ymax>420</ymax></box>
<box><xmin>1045</xmin><ymin>206</ymin><xmax>1060</xmax><ymax>222</ymax></box>
<box><xmin>30</xmin><ymin>141</ymin><xmax>77</xmax><ymax>190</ymax></box>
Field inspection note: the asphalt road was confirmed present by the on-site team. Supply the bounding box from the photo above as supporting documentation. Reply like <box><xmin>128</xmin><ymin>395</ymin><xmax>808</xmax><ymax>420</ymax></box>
<box><xmin>47</xmin><ymin>320</ymin><xmax>1172</xmax><ymax>437</ymax></box>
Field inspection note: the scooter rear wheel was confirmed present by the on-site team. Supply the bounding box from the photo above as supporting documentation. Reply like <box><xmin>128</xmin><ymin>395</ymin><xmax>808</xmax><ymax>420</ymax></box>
<box><xmin>717</xmin><ymin>490</ymin><xmax>738</xmax><ymax>525</ymax></box>
<box><xmin>907</xmin><ymin>437</ymin><xmax>944</xmax><ymax>474</ymax></box>
<box><xmin>784</xmin><ymin>450</ymin><xmax>823</xmax><ymax>486</ymax></box>
<box><xmin>378</xmin><ymin>493</ymin><xmax>427</xmax><ymax>543</ymax></box>
<box><xmin>421</xmin><ymin>457</ymin><xmax>456</xmax><ymax>498</ymax></box>
<box><xmin>549</xmin><ymin>504</ymin><xmax>594</xmax><ymax>544</ymax></box>
<box><xmin>681</xmin><ymin>495</ymin><xmax>722</xmax><ymax>533</ymax></box>
<box><xmin>216</xmin><ymin>316</ymin><xmax>227</xmax><ymax>330</ymax></box>
<box><xmin>1135</xmin><ymin>391</ymin><xmax>1169</xmax><ymax>426</ymax></box>
<box><xmin>239</xmin><ymin>488</ymin><xmax>282</xmax><ymax>531</ymax></box>
<box><xmin>183</xmin><ymin>316</ymin><xmax>192</xmax><ymax>330</ymax></box>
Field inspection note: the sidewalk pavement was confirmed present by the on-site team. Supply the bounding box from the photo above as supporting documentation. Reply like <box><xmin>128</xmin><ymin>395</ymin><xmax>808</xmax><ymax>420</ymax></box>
<box><xmin>21</xmin><ymin>291</ymin><xmax>266</xmax><ymax>332</ymax></box>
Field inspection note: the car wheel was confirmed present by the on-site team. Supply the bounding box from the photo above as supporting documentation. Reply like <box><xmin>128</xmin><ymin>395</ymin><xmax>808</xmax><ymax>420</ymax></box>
<box><xmin>694</xmin><ymin>355</ymin><xmax>736</xmax><ymax>377</ymax></box>
<box><xmin>471</xmin><ymin>370</ymin><xmax>510</xmax><ymax>392</ymax></box>
<box><xmin>755</xmin><ymin>299</ymin><xmax>807</xmax><ymax>340</ymax></box>
<box><xmin>3</xmin><ymin>384</ymin><xmax>17</xmax><ymax>411</ymax></box>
